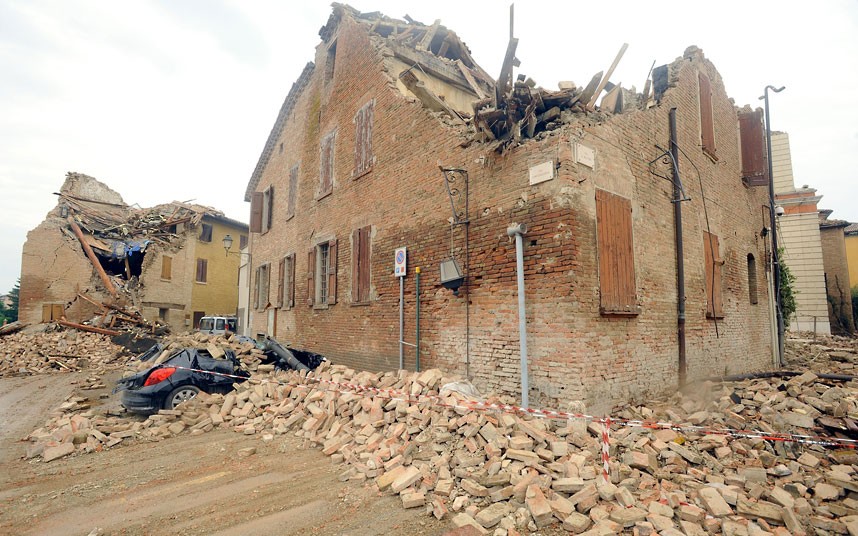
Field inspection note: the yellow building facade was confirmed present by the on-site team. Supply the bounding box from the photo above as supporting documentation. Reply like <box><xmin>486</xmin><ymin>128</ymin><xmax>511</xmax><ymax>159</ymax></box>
<box><xmin>847</xmin><ymin>225</ymin><xmax>858</xmax><ymax>289</ymax></box>
<box><xmin>188</xmin><ymin>215</ymin><xmax>248</xmax><ymax>329</ymax></box>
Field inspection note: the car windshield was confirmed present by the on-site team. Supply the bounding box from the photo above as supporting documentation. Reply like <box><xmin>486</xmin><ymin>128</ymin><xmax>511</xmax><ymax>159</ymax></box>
<box><xmin>199</xmin><ymin>318</ymin><xmax>214</xmax><ymax>331</ymax></box>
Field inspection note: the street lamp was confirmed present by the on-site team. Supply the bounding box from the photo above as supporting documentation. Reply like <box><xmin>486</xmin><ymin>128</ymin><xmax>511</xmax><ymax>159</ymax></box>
<box><xmin>760</xmin><ymin>84</ymin><xmax>785</xmax><ymax>365</ymax></box>
<box><xmin>222</xmin><ymin>234</ymin><xmax>252</xmax><ymax>336</ymax></box>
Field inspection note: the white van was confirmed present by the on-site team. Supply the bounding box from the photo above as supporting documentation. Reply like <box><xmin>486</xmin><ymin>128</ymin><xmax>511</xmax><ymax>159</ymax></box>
<box><xmin>197</xmin><ymin>316</ymin><xmax>237</xmax><ymax>335</ymax></box>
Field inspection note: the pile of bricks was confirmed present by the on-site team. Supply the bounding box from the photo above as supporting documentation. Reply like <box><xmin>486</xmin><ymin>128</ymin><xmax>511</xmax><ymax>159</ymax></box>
<box><xmin>23</xmin><ymin>336</ymin><xmax>858</xmax><ymax>535</ymax></box>
<box><xmin>0</xmin><ymin>329</ymin><xmax>123</xmax><ymax>377</ymax></box>
<box><xmin>122</xmin><ymin>332</ymin><xmax>269</xmax><ymax>374</ymax></box>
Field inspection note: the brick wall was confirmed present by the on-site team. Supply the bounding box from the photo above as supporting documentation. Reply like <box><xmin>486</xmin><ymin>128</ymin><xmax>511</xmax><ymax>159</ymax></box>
<box><xmin>248</xmin><ymin>20</ymin><xmax>774</xmax><ymax>409</ymax></box>
<box><xmin>820</xmin><ymin>225</ymin><xmax>855</xmax><ymax>334</ymax></box>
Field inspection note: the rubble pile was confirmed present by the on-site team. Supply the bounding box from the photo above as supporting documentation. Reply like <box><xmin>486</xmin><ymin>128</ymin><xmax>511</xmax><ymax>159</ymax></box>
<box><xmin>0</xmin><ymin>329</ymin><xmax>123</xmax><ymax>377</ymax></box>
<box><xmin>122</xmin><ymin>332</ymin><xmax>268</xmax><ymax>374</ymax></box>
<box><xmin>25</xmin><ymin>337</ymin><xmax>858</xmax><ymax>535</ymax></box>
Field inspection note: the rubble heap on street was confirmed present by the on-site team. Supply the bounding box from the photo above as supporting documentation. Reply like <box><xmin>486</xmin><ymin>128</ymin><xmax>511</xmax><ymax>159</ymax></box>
<box><xmin>20</xmin><ymin>334</ymin><xmax>858</xmax><ymax>535</ymax></box>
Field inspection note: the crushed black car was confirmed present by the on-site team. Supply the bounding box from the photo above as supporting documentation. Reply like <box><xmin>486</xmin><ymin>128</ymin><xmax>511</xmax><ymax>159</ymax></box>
<box><xmin>115</xmin><ymin>347</ymin><xmax>249</xmax><ymax>415</ymax></box>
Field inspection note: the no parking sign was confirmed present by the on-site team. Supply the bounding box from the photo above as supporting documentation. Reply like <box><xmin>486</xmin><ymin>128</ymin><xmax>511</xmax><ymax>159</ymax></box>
<box><xmin>394</xmin><ymin>247</ymin><xmax>407</xmax><ymax>277</ymax></box>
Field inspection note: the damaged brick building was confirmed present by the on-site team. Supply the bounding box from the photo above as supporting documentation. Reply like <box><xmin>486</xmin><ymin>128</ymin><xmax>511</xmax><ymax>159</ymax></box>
<box><xmin>245</xmin><ymin>4</ymin><xmax>776</xmax><ymax>408</ymax></box>
<box><xmin>20</xmin><ymin>173</ymin><xmax>248</xmax><ymax>331</ymax></box>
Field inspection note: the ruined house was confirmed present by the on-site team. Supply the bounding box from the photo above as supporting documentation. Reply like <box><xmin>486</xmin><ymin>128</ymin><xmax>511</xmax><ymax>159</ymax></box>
<box><xmin>20</xmin><ymin>173</ymin><xmax>248</xmax><ymax>331</ymax></box>
<box><xmin>244</xmin><ymin>4</ymin><xmax>775</xmax><ymax>408</ymax></box>
<box><xmin>818</xmin><ymin>210</ymin><xmax>855</xmax><ymax>335</ymax></box>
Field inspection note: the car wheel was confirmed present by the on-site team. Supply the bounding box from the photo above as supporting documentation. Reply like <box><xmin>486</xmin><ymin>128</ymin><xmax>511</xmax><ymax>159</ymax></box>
<box><xmin>165</xmin><ymin>385</ymin><xmax>200</xmax><ymax>409</ymax></box>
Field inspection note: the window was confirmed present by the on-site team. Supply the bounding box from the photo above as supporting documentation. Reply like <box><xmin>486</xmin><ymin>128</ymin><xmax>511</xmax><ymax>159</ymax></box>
<box><xmin>158</xmin><ymin>308</ymin><xmax>168</xmax><ymax>321</ymax></box>
<box><xmin>277</xmin><ymin>254</ymin><xmax>296</xmax><ymax>308</ymax></box>
<box><xmin>704</xmin><ymin>232</ymin><xmax>725</xmax><ymax>318</ymax></box>
<box><xmin>353</xmin><ymin>101</ymin><xmax>374</xmax><ymax>178</ymax></box>
<box><xmin>195</xmin><ymin>258</ymin><xmax>208</xmax><ymax>283</ymax></box>
<box><xmin>352</xmin><ymin>226</ymin><xmax>372</xmax><ymax>303</ymax></box>
<box><xmin>698</xmin><ymin>72</ymin><xmax>717</xmax><ymax>159</ymax></box>
<box><xmin>261</xmin><ymin>186</ymin><xmax>274</xmax><ymax>233</ymax></box>
<box><xmin>595</xmin><ymin>189</ymin><xmax>639</xmax><ymax>315</ymax></box>
<box><xmin>308</xmin><ymin>239</ymin><xmax>337</xmax><ymax>306</ymax></box>
<box><xmin>319</xmin><ymin>130</ymin><xmax>336</xmax><ymax>199</ymax></box>
<box><xmin>325</xmin><ymin>41</ymin><xmax>337</xmax><ymax>84</ymax></box>
<box><xmin>738</xmin><ymin>109</ymin><xmax>768</xmax><ymax>187</ymax></box>
<box><xmin>287</xmin><ymin>165</ymin><xmax>299</xmax><ymax>219</ymax></box>
<box><xmin>41</xmin><ymin>303</ymin><xmax>64</xmax><ymax>322</ymax></box>
<box><xmin>199</xmin><ymin>223</ymin><xmax>213</xmax><ymax>243</ymax></box>
<box><xmin>193</xmin><ymin>311</ymin><xmax>205</xmax><ymax>329</ymax></box>
<box><xmin>254</xmin><ymin>263</ymin><xmax>270</xmax><ymax>311</ymax></box>
<box><xmin>239</xmin><ymin>235</ymin><xmax>248</xmax><ymax>249</ymax></box>
<box><xmin>161</xmin><ymin>256</ymin><xmax>172</xmax><ymax>280</ymax></box>
<box><xmin>747</xmin><ymin>253</ymin><xmax>759</xmax><ymax>305</ymax></box>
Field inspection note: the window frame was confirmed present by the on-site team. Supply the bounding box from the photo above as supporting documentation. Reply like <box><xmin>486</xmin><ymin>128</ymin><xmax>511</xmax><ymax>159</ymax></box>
<box><xmin>261</xmin><ymin>186</ymin><xmax>274</xmax><ymax>234</ymax></box>
<box><xmin>698</xmin><ymin>71</ymin><xmax>717</xmax><ymax>160</ymax></box>
<box><xmin>286</xmin><ymin>164</ymin><xmax>299</xmax><ymax>220</ymax></box>
<box><xmin>319</xmin><ymin>130</ymin><xmax>337</xmax><ymax>200</ymax></box>
<box><xmin>309</xmin><ymin>239</ymin><xmax>337</xmax><ymax>307</ymax></box>
<box><xmin>704</xmin><ymin>231</ymin><xmax>725</xmax><ymax>319</ymax></box>
<box><xmin>352</xmin><ymin>100</ymin><xmax>375</xmax><ymax>179</ymax></box>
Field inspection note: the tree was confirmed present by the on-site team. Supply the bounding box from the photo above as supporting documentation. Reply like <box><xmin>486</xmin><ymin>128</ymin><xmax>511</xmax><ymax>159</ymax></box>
<box><xmin>1</xmin><ymin>279</ymin><xmax>20</xmax><ymax>323</ymax></box>
<box><xmin>778</xmin><ymin>249</ymin><xmax>797</xmax><ymax>329</ymax></box>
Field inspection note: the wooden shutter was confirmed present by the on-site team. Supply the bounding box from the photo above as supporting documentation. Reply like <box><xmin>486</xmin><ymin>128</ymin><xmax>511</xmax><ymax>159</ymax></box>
<box><xmin>250</xmin><ymin>192</ymin><xmax>263</xmax><ymax>233</ymax></box>
<box><xmin>288</xmin><ymin>253</ymin><xmax>296</xmax><ymax>307</ymax></box>
<box><xmin>704</xmin><ymin>232</ymin><xmax>725</xmax><ymax>318</ymax></box>
<box><xmin>287</xmin><ymin>165</ymin><xmax>298</xmax><ymax>219</ymax></box>
<box><xmin>196</xmin><ymin>258</ymin><xmax>207</xmax><ymax>283</ymax></box>
<box><xmin>327</xmin><ymin>239</ymin><xmax>338</xmax><ymax>304</ymax></box>
<box><xmin>161</xmin><ymin>256</ymin><xmax>172</xmax><ymax>280</ymax></box>
<box><xmin>351</xmin><ymin>229</ymin><xmax>361</xmax><ymax>302</ymax></box>
<box><xmin>738</xmin><ymin>109</ymin><xmax>768</xmax><ymax>186</ymax></box>
<box><xmin>52</xmin><ymin>304</ymin><xmax>63</xmax><ymax>321</ymax></box>
<box><xmin>277</xmin><ymin>257</ymin><xmax>286</xmax><ymax>308</ymax></box>
<box><xmin>698</xmin><ymin>72</ymin><xmax>716</xmax><ymax>159</ymax></box>
<box><xmin>360</xmin><ymin>227</ymin><xmax>371</xmax><ymax>302</ymax></box>
<box><xmin>253</xmin><ymin>266</ymin><xmax>259</xmax><ymax>310</ymax></box>
<box><xmin>320</xmin><ymin>131</ymin><xmax>335</xmax><ymax>196</ymax></box>
<box><xmin>199</xmin><ymin>224</ymin><xmax>212</xmax><ymax>242</ymax></box>
<box><xmin>354</xmin><ymin>101</ymin><xmax>374</xmax><ymax>177</ymax></box>
<box><xmin>266</xmin><ymin>186</ymin><xmax>274</xmax><ymax>231</ymax></box>
<box><xmin>307</xmin><ymin>248</ymin><xmax>315</xmax><ymax>306</ymax></box>
<box><xmin>42</xmin><ymin>304</ymin><xmax>52</xmax><ymax>323</ymax></box>
<box><xmin>596</xmin><ymin>189</ymin><xmax>638</xmax><ymax>315</ymax></box>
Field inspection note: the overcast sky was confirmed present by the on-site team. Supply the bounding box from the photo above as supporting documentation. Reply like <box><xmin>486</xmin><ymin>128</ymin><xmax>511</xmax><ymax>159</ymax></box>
<box><xmin>1</xmin><ymin>0</ymin><xmax>856</xmax><ymax>294</ymax></box>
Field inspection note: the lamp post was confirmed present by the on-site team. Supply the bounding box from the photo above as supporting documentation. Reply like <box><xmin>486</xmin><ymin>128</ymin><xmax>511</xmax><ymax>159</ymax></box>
<box><xmin>760</xmin><ymin>84</ymin><xmax>785</xmax><ymax>366</ymax></box>
<box><xmin>223</xmin><ymin>234</ymin><xmax>252</xmax><ymax>336</ymax></box>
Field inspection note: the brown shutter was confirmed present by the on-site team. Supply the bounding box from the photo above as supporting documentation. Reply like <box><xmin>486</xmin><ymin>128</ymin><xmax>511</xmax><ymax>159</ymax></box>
<box><xmin>264</xmin><ymin>263</ymin><xmax>271</xmax><ymax>307</ymax></box>
<box><xmin>704</xmin><ymin>232</ymin><xmax>725</xmax><ymax>318</ymax></box>
<box><xmin>267</xmin><ymin>186</ymin><xmax>275</xmax><ymax>231</ymax></box>
<box><xmin>360</xmin><ymin>226</ymin><xmax>371</xmax><ymax>302</ymax></box>
<box><xmin>327</xmin><ymin>239</ymin><xmax>338</xmax><ymax>305</ymax></box>
<box><xmin>250</xmin><ymin>192</ymin><xmax>263</xmax><ymax>233</ymax></box>
<box><xmin>596</xmin><ymin>189</ymin><xmax>638</xmax><ymax>315</ymax></box>
<box><xmin>698</xmin><ymin>72</ymin><xmax>716</xmax><ymax>158</ymax></box>
<box><xmin>199</xmin><ymin>259</ymin><xmax>207</xmax><ymax>283</ymax></box>
<box><xmin>320</xmin><ymin>132</ymin><xmax>335</xmax><ymax>196</ymax></box>
<box><xmin>42</xmin><ymin>304</ymin><xmax>51</xmax><ymax>323</ymax></box>
<box><xmin>351</xmin><ymin>229</ymin><xmax>360</xmax><ymax>302</ymax></box>
<box><xmin>307</xmin><ymin>248</ymin><xmax>315</xmax><ymax>306</ymax></box>
<box><xmin>161</xmin><ymin>256</ymin><xmax>172</xmax><ymax>280</ymax></box>
<box><xmin>253</xmin><ymin>266</ymin><xmax>259</xmax><ymax>310</ymax></box>
<box><xmin>354</xmin><ymin>101</ymin><xmax>374</xmax><ymax>176</ymax></box>
<box><xmin>288</xmin><ymin>253</ymin><xmax>296</xmax><ymax>307</ymax></box>
<box><xmin>287</xmin><ymin>165</ymin><xmax>298</xmax><ymax>219</ymax></box>
<box><xmin>52</xmin><ymin>304</ymin><xmax>63</xmax><ymax>320</ymax></box>
<box><xmin>738</xmin><ymin>109</ymin><xmax>769</xmax><ymax>187</ymax></box>
<box><xmin>277</xmin><ymin>257</ymin><xmax>285</xmax><ymax>308</ymax></box>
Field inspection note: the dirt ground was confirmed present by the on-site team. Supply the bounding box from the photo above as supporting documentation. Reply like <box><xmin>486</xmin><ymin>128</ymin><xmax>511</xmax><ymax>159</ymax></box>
<box><xmin>0</xmin><ymin>373</ymin><xmax>451</xmax><ymax>536</ymax></box>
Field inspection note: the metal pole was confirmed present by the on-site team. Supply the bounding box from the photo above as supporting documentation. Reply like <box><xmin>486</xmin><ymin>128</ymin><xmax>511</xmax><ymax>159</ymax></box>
<box><xmin>508</xmin><ymin>223</ymin><xmax>528</xmax><ymax>408</ymax></box>
<box><xmin>669</xmin><ymin>108</ymin><xmax>687</xmax><ymax>387</ymax></box>
<box><xmin>415</xmin><ymin>267</ymin><xmax>421</xmax><ymax>372</ymax></box>
<box><xmin>762</xmin><ymin>84</ymin><xmax>785</xmax><ymax>366</ymax></box>
<box><xmin>399</xmin><ymin>276</ymin><xmax>404</xmax><ymax>370</ymax></box>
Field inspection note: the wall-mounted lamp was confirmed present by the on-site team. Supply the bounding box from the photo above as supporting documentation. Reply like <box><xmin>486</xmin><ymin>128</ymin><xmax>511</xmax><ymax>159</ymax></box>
<box><xmin>774</xmin><ymin>205</ymin><xmax>785</xmax><ymax>217</ymax></box>
<box><xmin>439</xmin><ymin>258</ymin><xmax>465</xmax><ymax>295</ymax></box>
<box><xmin>222</xmin><ymin>234</ymin><xmax>234</xmax><ymax>256</ymax></box>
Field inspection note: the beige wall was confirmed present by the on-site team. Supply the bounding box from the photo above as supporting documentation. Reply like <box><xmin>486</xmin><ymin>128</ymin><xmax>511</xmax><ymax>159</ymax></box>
<box><xmin>847</xmin><ymin>234</ymin><xmax>858</xmax><ymax>289</ymax></box>
<box><xmin>778</xmin><ymin>213</ymin><xmax>830</xmax><ymax>333</ymax></box>
<box><xmin>771</xmin><ymin>132</ymin><xmax>795</xmax><ymax>194</ymax></box>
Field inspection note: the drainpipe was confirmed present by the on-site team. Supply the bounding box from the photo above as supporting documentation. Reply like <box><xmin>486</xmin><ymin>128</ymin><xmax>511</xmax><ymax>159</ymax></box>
<box><xmin>669</xmin><ymin>109</ymin><xmax>687</xmax><ymax>386</ymax></box>
<box><xmin>507</xmin><ymin>223</ymin><xmax>529</xmax><ymax>408</ymax></box>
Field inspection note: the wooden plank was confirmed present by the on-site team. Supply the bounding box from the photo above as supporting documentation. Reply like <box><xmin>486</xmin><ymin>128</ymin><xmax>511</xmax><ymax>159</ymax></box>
<box><xmin>699</xmin><ymin>72</ymin><xmax>717</xmax><ymax>158</ymax></box>
<box><xmin>495</xmin><ymin>37</ymin><xmax>519</xmax><ymax>105</ymax></box>
<box><xmin>399</xmin><ymin>69</ymin><xmax>466</xmax><ymax>124</ymax></box>
<box><xmin>577</xmin><ymin>71</ymin><xmax>603</xmax><ymax>108</ymax></box>
<box><xmin>586</xmin><ymin>43</ymin><xmax>629</xmax><ymax>110</ymax></box>
<box><xmin>456</xmin><ymin>60</ymin><xmax>487</xmax><ymax>99</ymax></box>
<box><xmin>57</xmin><ymin>320</ymin><xmax>120</xmax><ymax>336</ymax></box>
<box><xmin>67</xmin><ymin>216</ymin><xmax>118</xmax><ymax>298</ymax></box>
<box><xmin>418</xmin><ymin>19</ymin><xmax>441</xmax><ymax>51</ymax></box>
<box><xmin>599</xmin><ymin>84</ymin><xmax>622</xmax><ymax>113</ymax></box>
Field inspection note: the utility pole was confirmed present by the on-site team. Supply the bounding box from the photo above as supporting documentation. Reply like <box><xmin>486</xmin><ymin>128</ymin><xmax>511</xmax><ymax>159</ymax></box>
<box><xmin>761</xmin><ymin>84</ymin><xmax>785</xmax><ymax>366</ymax></box>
